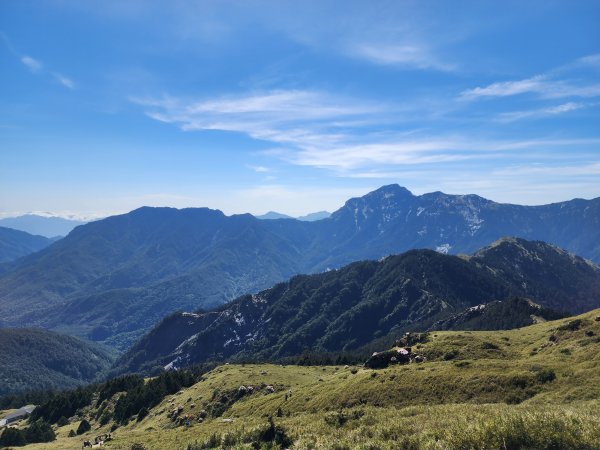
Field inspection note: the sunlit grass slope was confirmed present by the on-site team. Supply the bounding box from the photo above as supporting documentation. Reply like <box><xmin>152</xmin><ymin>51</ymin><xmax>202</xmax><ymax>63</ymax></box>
<box><xmin>16</xmin><ymin>309</ymin><xmax>600</xmax><ymax>449</ymax></box>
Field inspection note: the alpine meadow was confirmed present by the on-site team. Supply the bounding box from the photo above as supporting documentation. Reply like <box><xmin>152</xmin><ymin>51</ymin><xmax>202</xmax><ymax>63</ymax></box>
<box><xmin>1</xmin><ymin>1</ymin><xmax>599</xmax><ymax>449</ymax></box>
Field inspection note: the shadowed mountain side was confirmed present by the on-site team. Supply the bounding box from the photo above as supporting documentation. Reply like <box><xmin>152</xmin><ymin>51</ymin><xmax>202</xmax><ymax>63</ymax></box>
<box><xmin>0</xmin><ymin>226</ymin><xmax>56</xmax><ymax>263</ymax></box>
<box><xmin>429</xmin><ymin>297</ymin><xmax>568</xmax><ymax>331</ymax></box>
<box><xmin>0</xmin><ymin>328</ymin><xmax>115</xmax><ymax>396</ymax></box>
<box><xmin>113</xmin><ymin>238</ymin><xmax>600</xmax><ymax>374</ymax></box>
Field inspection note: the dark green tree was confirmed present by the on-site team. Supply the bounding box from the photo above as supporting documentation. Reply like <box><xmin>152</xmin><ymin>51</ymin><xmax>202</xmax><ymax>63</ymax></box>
<box><xmin>76</xmin><ymin>418</ymin><xmax>91</xmax><ymax>435</ymax></box>
<box><xmin>0</xmin><ymin>427</ymin><xmax>26</xmax><ymax>446</ymax></box>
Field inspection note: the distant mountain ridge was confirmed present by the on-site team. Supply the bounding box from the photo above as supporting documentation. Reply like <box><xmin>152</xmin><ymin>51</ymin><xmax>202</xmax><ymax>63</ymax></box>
<box><xmin>255</xmin><ymin>210</ymin><xmax>331</xmax><ymax>221</ymax></box>
<box><xmin>255</xmin><ymin>211</ymin><xmax>294</xmax><ymax>220</ymax></box>
<box><xmin>113</xmin><ymin>238</ymin><xmax>599</xmax><ymax>374</ymax></box>
<box><xmin>297</xmin><ymin>210</ymin><xmax>331</xmax><ymax>221</ymax></box>
<box><xmin>0</xmin><ymin>214</ymin><xmax>86</xmax><ymax>238</ymax></box>
<box><xmin>0</xmin><ymin>185</ymin><xmax>599</xmax><ymax>349</ymax></box>
<box><xmin>0</xmin><ymin>226</ymin><xmax>56</xmax><ymax>264</ymax></box>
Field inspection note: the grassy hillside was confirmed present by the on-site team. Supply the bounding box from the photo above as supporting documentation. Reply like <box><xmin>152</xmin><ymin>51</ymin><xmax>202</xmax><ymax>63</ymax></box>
<box><xmin>0</xmin><ymin>328</ymin><xmax>116</xmax><ymax>397</ymax></box>
<box><xmin>9</xmin><ymin>309</ymin><xmax>600</xmax><ymax>449</ymax></box>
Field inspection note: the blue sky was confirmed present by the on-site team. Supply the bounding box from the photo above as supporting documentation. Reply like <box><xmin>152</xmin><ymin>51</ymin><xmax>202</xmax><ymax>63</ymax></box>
<box><xmin>1</xmin><ymin>0</ymin><xmax>599</xmax><ymax>218</ymax></box>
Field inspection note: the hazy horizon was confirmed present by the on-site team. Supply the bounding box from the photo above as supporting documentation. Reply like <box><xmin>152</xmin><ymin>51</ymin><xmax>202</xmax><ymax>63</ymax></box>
<box><xmin>2</xmin><ymin>182</ymin><xmax>600</xmax><ymax>222</ymax></box>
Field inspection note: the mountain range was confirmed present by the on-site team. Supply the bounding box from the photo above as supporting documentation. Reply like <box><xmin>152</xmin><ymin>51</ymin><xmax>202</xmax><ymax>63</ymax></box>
<box><xmin>113</xmin><ymin>237</ymin><xmax>599</xmax><ymax>374</ymax></box>
<box><xmin>0</xmin><ymin>214</ymin><xmax>86</xmax><ymax>238</ymax></box>
<box><xmin>0</xmin><ymin>185</ymin><xmax>599</xmax><ymax>349</ymax></box>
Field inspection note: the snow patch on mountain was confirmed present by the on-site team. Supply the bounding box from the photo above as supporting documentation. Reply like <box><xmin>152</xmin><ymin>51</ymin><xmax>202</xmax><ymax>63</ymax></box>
<box><xmin>234</xmin><ymin>312</ymin><xmax>245</xmax><ymax>326</ymax></box>
<box><xmin>436</xmin><ymin>243</ymin><xmax>452</xmax><ymax>254</ymax></box>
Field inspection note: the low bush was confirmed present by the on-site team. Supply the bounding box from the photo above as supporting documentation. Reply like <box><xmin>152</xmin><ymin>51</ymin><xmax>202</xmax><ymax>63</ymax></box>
<box><xmin>534</xmin><ymin>368</ymin><xmax>557</xmax><ymax>384</ymax></box>
<box><xmin>559</xmin><ymin>319</ymin><xmax>583</xmax><ymax>332</ymax></box>
<box><xmin>76</xmin><ymin>418</ymin><xmax>91</xmax><ymax>435</ymax></box>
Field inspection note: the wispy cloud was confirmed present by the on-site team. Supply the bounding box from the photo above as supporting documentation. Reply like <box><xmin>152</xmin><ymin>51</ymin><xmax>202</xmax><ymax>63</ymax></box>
<box><xmin>496</xmin><ymin>102</ymin><xmax>586</xmax><ymax>122</ymax></box>
<box><xmin>351</xmin><ymin>43</ymin><xmax>455</xmax><ymax>72</ymax></box>
<box><xmin>556</xmin><ymin>53</ymin><xmax>600</xmax><ymax>73</ymax></box>
<box><xmin>135</xmin><ymin>88</ymin><xmax>600</xmax><ymax>176</ymax></box>
<box><xmin>493</xmin><ymin>162</ymin><xmax>600</xmax><ymax>177</ymax></box>
<box><xmin>2</xmin><ymin>33</ymin><xmax>74</xmax><ymax>89</ymax></box>
<box><xmin>132</xmin><ymin>90</ymin><xmax>382</xmax><ymax>148</ymax></box>
<box><xmin>20</xmin><ymin>55</ymin><xmax>42</xmax><ymax>72</ymax></box>
<box><xmin>247</xmin><ymin>165</ymin><xmax>272</xmax><ymax>173</ymax></box>
<box><xmin>461</xmin><ymin>76</ymin><xmax>600</xmax><ymax>100</ymax></box>
<box><xmin>53</xmin><ymin>73</ymin><xmax>75</xmax><ymax>89</ymax></box>
<box><xmin>287</xmin><ymin>137</ymin><xmax>600</xmax><ymax>171</ymax></box>
<box><xmin>461</xmin><ymin>55</ymin><xmax>600</xmax><ymax>101</ymax></box>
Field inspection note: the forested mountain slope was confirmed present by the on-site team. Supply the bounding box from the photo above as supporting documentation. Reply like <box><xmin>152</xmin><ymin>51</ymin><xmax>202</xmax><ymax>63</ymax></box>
<box><xmin>0</xmin><ymin>328</ymin><xmax>115</xmax><ymax>396</ymax></box>
<box><xmin>0</xmin><ymin>227</ymin><xmax>55</xmax><ymax>264</ymax></box>
<box><xmin>114</xmin><ymin>238</ymin><xmax>600</xmax><ymax>374</ymax></box>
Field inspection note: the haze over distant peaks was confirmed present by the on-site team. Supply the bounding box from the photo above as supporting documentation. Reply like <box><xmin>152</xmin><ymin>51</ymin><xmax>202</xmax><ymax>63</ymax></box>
<box><xmin>0</xmin><ymin>214</ymin><xmax>87</xmax><ymax>238</ymax></box>
<box><xmin>255</xmin><ymin>211</ymin><xmax>294</xmax><ymax>220</ymax></box>
<box><xmin>297</xmin><ymin>211</ymin><xmax>331</xmax><ymax>221</ymax></box>
<box><xmin>255</xmin><ymin>210</ymin><xmax>331</xmax><ymax>221</ymax></box>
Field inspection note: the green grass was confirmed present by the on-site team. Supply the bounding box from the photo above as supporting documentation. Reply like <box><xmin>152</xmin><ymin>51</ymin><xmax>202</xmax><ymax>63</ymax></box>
<box><xmin>12</xmin><ymin>309</ymin><xmax>600</xmax><ymax>449</ymax></box>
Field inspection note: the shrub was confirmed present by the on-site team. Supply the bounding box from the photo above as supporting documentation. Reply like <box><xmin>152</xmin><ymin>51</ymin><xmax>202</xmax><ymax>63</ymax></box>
<box><xmin>0</xmin><ymin>420</ymin><xmax>55</xmax><ymax>446</ymax></box>
<box><xmin>324</xmin><ymin>410</ymin><xmax>364</xmax><ymax>427</ymax></box>
<box><xmin>0</xmin><ymin>427</ymin><xmax>26</xmax><ymax>447</ymax></box>
<box><xmin>56</xmin><ymin>416</ymin><xmax>69</xmax><ymax>426</ymax></box>
<box><xmin>535</xmin><ymin>368</ymin><xmax>556</xmax><ymax>383</ymax></box>
<box><xmin>186</xmin><ymin>433</ymin><xmax>219</xmax><ymax>449</ymax></box>
<box><xmin>137</xmin><ymin>406</ymin><xmax>149</xmax><ymax>422</ymax></box>
<box><xmin>131</xmin><ymin>444</ymin><xmax>148</xmax><ymax>450</ymax></box>
<box><xmin>443</xmin><ymin>350</ymin><xmax>459</xmax><ymax>360</ymax></box>
<box><xmin>76</xmin><ymin>419</ymin><xmax>91</xmax><ymax>435</ymax></box>
<box><xmin>248</xmin><ymin>416</ymin><xmax>293</xmax><ymax>448</ymax></box>
<box><xmin>25</xmin><ymin>419</ymin><xmax>56</xmax><ymax>443</ymax></box>
<box><xmin>99</xmin><ymin>412</ymin><xmax>111</xmax><ymax>425</ymax></box>
<box><xmin>559</xmin><ymin>319</ymin><xmax>583</xmax><ymax>332</ymax></box>
<box><xmin>481</xmin><ymin>342</ymin><xmax>500</xmax><ymax>350</ymax></box>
